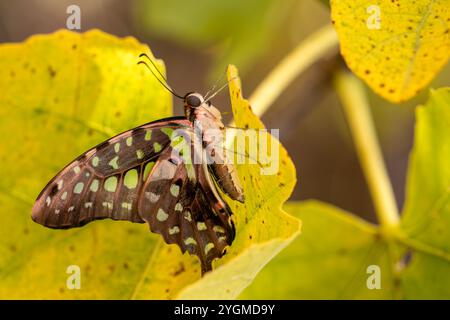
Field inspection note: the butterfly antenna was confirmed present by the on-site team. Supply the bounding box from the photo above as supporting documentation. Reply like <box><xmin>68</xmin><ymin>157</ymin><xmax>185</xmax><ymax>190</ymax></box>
<box><xmin>139</xmin><ymin>53</ymin><xmax>168</xmax><ymax>82</ymax></box>
<box><xmin>204</xmin><ymin>69</ymin><xmax>226</xmax><ymax>101</ymax></box>
<box><xmin>204</xmin><ymin>76</ymin><xmax>238</xmax><ymax>103</ymax></box>
<box><xmin>138</xmin><ymin>53</ymin><xmax>184</xmax><ymax>99</ymax></box>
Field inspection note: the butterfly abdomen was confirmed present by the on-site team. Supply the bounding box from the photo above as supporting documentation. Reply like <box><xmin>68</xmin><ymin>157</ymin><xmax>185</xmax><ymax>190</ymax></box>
<box><xmin>209</xmin><ymin>163</ymin><xmax>245</xmax><ymax>203</ymax></box>
<box><xmin>193</xmin><ymin>104</ymin><xmax>245</xmax><ymax>203</ymax></box>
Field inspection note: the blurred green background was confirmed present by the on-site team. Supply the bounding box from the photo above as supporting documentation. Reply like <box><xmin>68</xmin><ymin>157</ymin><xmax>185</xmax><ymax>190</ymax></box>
<box><xmin>0</xmin><ymin>0</ymin><xmax>449</xmax><ymax>224</ymax></box>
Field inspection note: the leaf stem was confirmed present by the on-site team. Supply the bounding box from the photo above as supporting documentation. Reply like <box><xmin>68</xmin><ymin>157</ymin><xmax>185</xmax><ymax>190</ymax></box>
<box><xmin>334</xmin><ymin>71</ymin><xmax>400</xmax><ymax>230</ymax></box>
<box><xmin>395</xmin><ymin>232</ymin><xmax>450</xmax><ymax>262</ymax></box>
<box><xmin>248</xmin><ymin>24</ymin><xmax>338</xmax><ymax>117</ymax></box>
<box><xmin>396</xmin><ymin>232</ymin><xmax>450</xmax><ymax>263</ymax></box>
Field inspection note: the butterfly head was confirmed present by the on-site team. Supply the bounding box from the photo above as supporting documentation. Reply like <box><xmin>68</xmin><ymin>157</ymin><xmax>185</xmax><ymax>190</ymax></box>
<box><xmin>184</xmin><ymin>92</ymin><xmax>223</xmax><ymax>123</ymax></box>
<box><xmin>184</xmin><ymin>92</ymin><xmax>204</xmax><ymax>108</ymax></box>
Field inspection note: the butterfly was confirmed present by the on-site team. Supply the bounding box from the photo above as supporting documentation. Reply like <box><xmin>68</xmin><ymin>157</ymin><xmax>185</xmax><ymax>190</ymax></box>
<box><xmin>31</xmin><ymin>54</ymin><xmax>245</xmax><ymax>275</ymax></box>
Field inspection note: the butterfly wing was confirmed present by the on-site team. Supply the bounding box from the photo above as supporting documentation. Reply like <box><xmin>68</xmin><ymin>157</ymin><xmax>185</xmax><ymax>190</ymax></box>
<box><xmin>32</xmin><ymin>117</ymin><xmax>191</xmax><ymax>228</ymax></box>
<box><xmin>138</xmin><ymin>142</ymin><xmax>235</xmax><ymax>274</ymax></box>
<box><xmin>33</xmin><ymin>116</ymin><xmax>236</xmax><ymax>273</ymax></box>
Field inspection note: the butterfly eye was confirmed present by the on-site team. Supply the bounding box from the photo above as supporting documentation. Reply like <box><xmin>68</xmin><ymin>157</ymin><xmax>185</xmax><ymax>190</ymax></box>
<box><xmin>185</xmin><ymin>94</ymin><xmax>203</xmax><ymax>108</ymax></box>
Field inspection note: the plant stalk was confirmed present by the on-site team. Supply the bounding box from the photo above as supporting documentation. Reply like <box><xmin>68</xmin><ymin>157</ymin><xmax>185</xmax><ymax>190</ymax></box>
<box><xmin>248</xmin><ymin>24</ymin><xmax>338</xmax><ymax>117</ymax></box>
<box><xmin>335</xmin><ymin>70</ymin><xmax>399</xmax><ymax>230</ymax></box>
<box><xmin>334</xmin><ymin>71</ymin><xmax>400</xmax><ymax>230</ymax></box>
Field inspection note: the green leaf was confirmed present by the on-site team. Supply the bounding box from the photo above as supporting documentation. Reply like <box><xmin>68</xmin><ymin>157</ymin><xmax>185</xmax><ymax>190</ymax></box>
<box><xmin>0</xmin><ymin>30</ymin><xmax>300</xmax><ymax>299</ymax></box>
<box><xmin>241</xmin><ymin>88</ymin><xmax>450</xmax><ymax>300</ymax></box>
<box><xmin>400</xmin><ymin>87</ymin><xmax>450</xmax><ymax>298</ymax></box>
<box><xmin>239</xmin><ymin>201</ymin><xmax>397</xmax><ymax>299</ymax></box>
<box><xmin>331</xmin><ymin>0</ymin><xmax>450</xmax><ymax>103</ymax></box>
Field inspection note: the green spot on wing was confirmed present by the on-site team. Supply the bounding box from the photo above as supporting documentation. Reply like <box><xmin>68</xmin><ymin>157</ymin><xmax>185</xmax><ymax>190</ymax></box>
<box><xmin>161</xmin><ymin>127</ymin><xmax>174</xmax><ymax>138</ymax></box>
<box><xmin>108</xmin><ymin>156</ymin><xmax>119</xmax><ymax>169</ymax></box>
<box><xmin>170</xmin><ymin>184</ymin><xmax>180</xmax><ymax>197</ymax></box>
<box><xmin>124</xmin><ymin>169</ymin><xmax>138</xmax><ymax>189</ymax></box>
<box><xmin>143</xmin><ymin>162</ymin><xmax>155</xmax><ymax>180</ymax></box>
<box><xmin>144</xmin><ymin>130</ymin><xmax>152</xmax><ymax>141</ymax></box>
<box><xmin>104</xmin><ymin>176</ymin><xmax>118</xmax><ymax>192</ymax></box>
<box><xmin>74</xmin><ymin>182</ymin><xmax>84</xmax><ymax>194</ymax></box>
<box><xmin>126</xmin><ymin>137</ymin><xmax>133</xmax><ymax>147</ymax></box>
<box><xmin>171</xmin><ymin>135</ymin><xmax>186</xmax><ymax>150</ymax></box>
<box><xmin>153</xmin><ymin>142</ymin><xmax>162</xmax><ymax>152</ymax></box>
<box><xmin>114</xmin><ymin>143</ymin><xmax>120</xmax><ymax>153</ymax></box>
<box><xmin>90</xmin><ymin>179</ymin><xmax>99</xmax><ymax>192</ymax></box>
<box><xmin>205</xmin><ymin>243</ymin><xmax>214</xmax><ymax>255</ymax></box>
<box><xmin>157</xmin><ymin>208</ymin><xmax>168</xmax><ymax>221</ymax></box>
<box><xmin>136</xmin><ymin>149</ymin><xmax>145</xmax><ymax>159</ymax></box>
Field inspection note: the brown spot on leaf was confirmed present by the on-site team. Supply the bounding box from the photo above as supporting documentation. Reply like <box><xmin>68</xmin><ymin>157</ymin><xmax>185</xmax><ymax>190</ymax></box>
<box><xmin>173</xmin><ymin>263</ymin><xmax>186</xmax><ymax>276</ymax></box>
<box><xmin>48</xmin><ymin>65</ymin><xmax>56</xmax><ymax>78</ymax></box>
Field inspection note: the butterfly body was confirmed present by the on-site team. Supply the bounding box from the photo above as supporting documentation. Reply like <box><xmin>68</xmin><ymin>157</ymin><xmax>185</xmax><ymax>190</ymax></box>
<box><xmin>32</xmin><ymin>92</ymin><xmax>244</xmax><ymax>274</ymax></box>
<box><xmin>186</xmin><ymin>93</ymin><xmax>244</xmax><ymax>203</ymax></box>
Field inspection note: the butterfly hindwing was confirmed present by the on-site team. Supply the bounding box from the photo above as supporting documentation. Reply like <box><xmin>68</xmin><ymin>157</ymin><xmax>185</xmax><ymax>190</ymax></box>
<box><xmin>32</xmin><ymin>118</ymin><xmax>191</xmax><ymax>228</ymax></box>
<box><xmin>138</xmin><ymin>144</ymin><xmax>235</xmax><ymax>273</ymax></box>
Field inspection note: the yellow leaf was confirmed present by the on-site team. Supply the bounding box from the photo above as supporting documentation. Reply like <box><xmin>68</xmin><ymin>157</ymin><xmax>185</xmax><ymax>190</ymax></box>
<box><xmin>0</xmin><ymin>31</ymin><xmax>300</xmax><ymax>299</ymax></box>
<box><xmin>0</xmin><ymin>29</ymin><xmax>171</xmax><ymax>299</ymax></box>
<box><xmin>131</xmin><ymin>65</ymin><xmax>301</xmax><ymax>300</ymax></box>
<box><xmin>331</xmin><ymin>0</ymin><xmax>450</xmax><ymax>103</ymax></box>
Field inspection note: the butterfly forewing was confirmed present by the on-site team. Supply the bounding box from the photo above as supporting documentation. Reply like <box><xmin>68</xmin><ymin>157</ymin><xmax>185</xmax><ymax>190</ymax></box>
<box><xmin>32</xmin><ymin>118</ymin><xmax>191</xmax><ymax>228</ymax></box>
